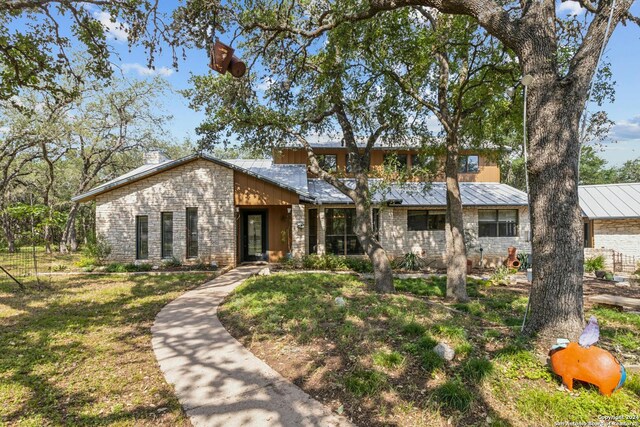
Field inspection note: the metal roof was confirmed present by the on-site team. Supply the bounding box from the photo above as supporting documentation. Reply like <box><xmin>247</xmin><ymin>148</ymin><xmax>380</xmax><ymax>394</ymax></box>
<box><xmin>579</xmin><ymin>183</ymin><xmax>640</xmax><ymax>219</ymax></box>
<box><xmin>72</xmin><ymin>154</ymin><xmax>311</xmax><ymax>202</ymax></box>
<box><xmin>226</xmin><ymin>159</ymin><xmax>309</xmax><ymax>195</ymax></box>
<box><xmin>308</xmin><ymin>180</ymin><xmax>528</xmax><ymax>206</ymax></box>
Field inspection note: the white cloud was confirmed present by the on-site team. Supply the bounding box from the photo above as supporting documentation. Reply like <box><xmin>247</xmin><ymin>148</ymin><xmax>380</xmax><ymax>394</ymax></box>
<box><xmin>256</xmin><ymin>77</ymin><xmax>275</xmax><ymax>92</ymax></box>
<box><xmin>94</xmin><ymin>11</ymin><xmax>129</xmax><ymax>42</ymax></box>
<box><xmin>557</xmin><ymin>1</ymin><xmax>585</xmax><ymax>16</ymax></box>
<box><xmin>121</xmin><ymin>63</ymin><xmax>174</xmax><ymax>77</ymax></box>
<box><xmin>611</xmin><ymin>116</ymin><xmax>640</xmax><ymax>140</ymax></box>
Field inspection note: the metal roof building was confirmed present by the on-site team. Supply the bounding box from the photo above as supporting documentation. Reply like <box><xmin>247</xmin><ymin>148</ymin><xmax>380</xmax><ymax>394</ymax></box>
<box><xmin>579</xmin><ymin>183</ymin><xmax>640</xmax><ymax>219</ymax></box>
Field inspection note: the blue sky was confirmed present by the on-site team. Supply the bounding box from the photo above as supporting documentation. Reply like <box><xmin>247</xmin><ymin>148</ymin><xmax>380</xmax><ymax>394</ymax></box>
<box><xmin>21</xmin><ymin>1</ymin><xmax>640</xmax><ymax>166</ymax></box>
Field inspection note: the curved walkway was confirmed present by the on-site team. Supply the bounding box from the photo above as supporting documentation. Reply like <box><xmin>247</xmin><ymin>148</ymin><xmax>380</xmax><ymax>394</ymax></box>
<box><xmin>151</xmin><ymin>265</ymin><xmax>352</xmax><ymax>427</ymax></box>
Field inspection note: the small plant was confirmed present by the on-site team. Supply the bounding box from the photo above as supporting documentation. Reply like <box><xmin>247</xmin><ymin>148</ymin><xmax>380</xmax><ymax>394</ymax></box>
<box><xmin>401</xmin><ymin>321</ymin><xmax>426</xmax><ymax>337</ymax></box>
<box><xmin>462</xmin><ymin>357</ymin><xmax>494</xmax><ymax>382</ymax></box>
<box><xmin>53</xmin><ymin>264</ymin><xmax>68</xmax><ymax>272</ymax></box>
<box><xmin>83</xmin><ymin>235</ymin><xmax>112</xmax><ymax>266</ymax></box>
<box><xmin>489</xmin><ymin>266</ymin><xmax>511</xmax><ymax>285</ymax></box>
<box><xmin>584</xmin><ymin>255</ymin><xmax>606</xmax><ymax>273</ymax></box>
<box><xmin>421</xmin><ymin>350</ymin><xmax>445</xmax><ymax>372</ymax></box>
<box><xmin>343</xmin><ymin>369</ymin><xmax>387</xmax><ymax>397</ymax></box>
<box><xmin>76</xmin><ymin>256</ymin><xmax>96</xmax><ymax>268</ymax></box>
<box><xmin>397</xmin><ymin>252</ymin><xmax>426</xmax><ymax>271</ymax></box>
<box><xmin>162</xmin><ymin>257</ymin><xmax>182</xmax><ymax>269</ymax></box>
<box><xmin>433</xmin><ymin>379</ymin><xmax>473</xmax><ymax>411</ymax></box>
<box><xmin>517</xmin><ymin>252</ymin><xmax>531</xmax><ymax>271</ymax></box>
<box><xmin>105</xmin><ymin>262</ymin><xmax>126</xmax><ymax>273</ymax></box>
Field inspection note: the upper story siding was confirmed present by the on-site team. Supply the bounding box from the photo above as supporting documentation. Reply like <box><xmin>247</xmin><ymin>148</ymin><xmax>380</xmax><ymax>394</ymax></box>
<box><xmin>272</xmin><ymin>147</ymin><xmax>501</xmax><ymax>183</ymax></box>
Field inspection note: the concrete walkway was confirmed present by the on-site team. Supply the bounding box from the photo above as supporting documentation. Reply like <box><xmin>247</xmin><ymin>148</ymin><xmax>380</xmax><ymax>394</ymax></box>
<box><xmin>151</xmin><ymin>265</ymin><xmax>352</xmax><ymax>427</ymax></box>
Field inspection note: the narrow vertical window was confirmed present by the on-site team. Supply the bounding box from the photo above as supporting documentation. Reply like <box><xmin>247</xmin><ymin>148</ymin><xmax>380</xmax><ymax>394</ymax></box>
<box><xmin>186</xmin><ymin>208</ymin><xmax>198</xmax><ymax>258</ymax></box>
<box><xmin>136</xmin><ymin>216</ymin><xmax>148</xmax><ymax>260</ymax></box>
<box><xmin>161</xmin><ymin>212</ymin><xmax>173</xmax><ymax>258</ymax></box>
<box><xmin>308</xmin><ymin>208</ymin><xmax>318</xmax><ymax>254</ymax></box>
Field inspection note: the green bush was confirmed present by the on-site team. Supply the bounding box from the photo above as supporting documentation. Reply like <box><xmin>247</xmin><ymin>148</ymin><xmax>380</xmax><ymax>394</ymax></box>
<box><xmin>396</xmin><ymin>252</ymin><xmax>427</xmax><ymax>271</ymax></box>
<box><xmin>76</xmin><ymin>256</ymin><xmax>96</xmax><ymax>268</ymax></box>
<box><xmin>162</xmin><ymin>257</ymin><xmax>182</xmax><ymax>268</ymax></box>
<box><xmin>584</xmin><ymin>255</ymin><xmax>606</xmax><ymax>273</ymax></box>
<box><xmin>300</xmin><ymin>254</ymin><xmax>371</xmax><ymax>271</ymax></box>
<box><xmin>343</xmin><ymin>257</ymin><xmax>374</xmax><ymax>273</ymax></box>
<box><xmin>83</xmin><ymin>235</ymin><xmax>111</xmax><ymax>265</ymax></box>
<box><xmin>105</xmin><ymin>262</ymin><xmax>152</xmax><ymax>273</ymax></box>
<box><xmin>105</xmin><ymin>262</ymin><xmax>126</xmax><ymax>273</ymax></box>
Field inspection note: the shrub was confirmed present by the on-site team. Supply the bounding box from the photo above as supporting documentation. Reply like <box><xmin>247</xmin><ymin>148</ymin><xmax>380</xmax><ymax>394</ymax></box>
<box><xmin>584</xmin><ymin>255</ymin><xmax>605</xmax><ymax>273</ymax></box>
<box><xmin>301</xmin><ymin>254</ymin><xmax>349</xmax><ymax>271</ymax></box>
<box><xmin>162</xmin><ymin>257</ymin><xmax>182</xmax><ymax>268</ymax></box>
<box><xmin>517</xmin><ymin>252</ymin><xmax>531</xmax><ymax>271</ymax></box>
<box><xmin>343</xmin><ymin>257</ymin><xmax>374</xmax><ymax>273</ymax></box>
<box><xmin>83</xmin><ymin>235</ymin><xmax>111</xmax><ymax>265</ymax></box>
<box><xmin>76</xmin><ymin>256</ymin><xmax>96</xmax><ymax>268</ymax></box>
<box><xmin>489</xmin><ymin>266</ymin><xmax>511</xmax><ymax>285</ymax></box>
<box><xmin>396</xmin><ymin>252</ymin><xmax>427</xmax><ymax>271</ymax></box>
<box><xmin>105</xmin><ymin>262</ymin><xmax>126</xmax><ymax>273</ymax></box>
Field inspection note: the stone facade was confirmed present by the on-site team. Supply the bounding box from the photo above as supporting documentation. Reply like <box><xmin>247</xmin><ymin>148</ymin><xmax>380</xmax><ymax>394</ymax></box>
<box><xmin>592</xmin><ymin>219</ymin><xmax>640</xmax><ymax>258</ymax></box>
<box><xmin>95</xmin><ymin>159</ymin><xmax>236</xmax><ymax>266</ymax></box>
<box><xmin>305</xmin><ymin>205</ymin><xmax>531</xmax><ymax>267</ymax></box>
<box><xmin>291</xmin><ymin>204</ymin><xmax>306</xmax><ymax>258</ymax></box>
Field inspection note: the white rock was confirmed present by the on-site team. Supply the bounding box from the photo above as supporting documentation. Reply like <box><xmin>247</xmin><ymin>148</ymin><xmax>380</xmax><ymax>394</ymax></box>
<box><xmin>257</xmin><ymin>267</ymin><xmax>270</xmax><ymax>276</ymax></box>
<box><xmin>335</xmin><ymin>297</ymin><xmax>346</xmax><ymax>307</ymax></box>
<box><xmin>616</xmin><ymin>281</ymin><xmax>631</xmax><ymax>287</ymax></box>
<box><xmin>433</xmin><ymin>342</ymin><xmax>455</xmax><ymax>361</ymax></box>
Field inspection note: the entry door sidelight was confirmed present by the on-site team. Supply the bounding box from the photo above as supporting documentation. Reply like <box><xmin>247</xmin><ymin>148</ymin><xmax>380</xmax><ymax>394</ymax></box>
<box><xmin>243</xmin><ymin>211</ymin><xmax>267</xmax><ymax>261</ymax></box>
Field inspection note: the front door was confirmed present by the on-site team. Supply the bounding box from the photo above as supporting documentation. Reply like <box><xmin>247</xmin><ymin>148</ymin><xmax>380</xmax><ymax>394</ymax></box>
<box><xmin>242</xmin><ymin>211</ymin><xmax>267</xmax><ymax>262</ymax></box>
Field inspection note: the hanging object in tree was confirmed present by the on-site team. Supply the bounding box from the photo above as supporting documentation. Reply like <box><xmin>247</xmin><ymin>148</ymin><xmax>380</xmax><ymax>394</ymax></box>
<box><xmin>209</xmin><ymin>40</ymin><xmax>246</xmax><ymax>78</ymax></box>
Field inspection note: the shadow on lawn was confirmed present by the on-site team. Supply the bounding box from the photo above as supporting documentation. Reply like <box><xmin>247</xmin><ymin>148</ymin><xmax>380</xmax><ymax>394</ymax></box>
<box><xmin>0</xmin><ymin>273</ymin><xmax>211</xmax><ymax>425</ymax></box>
<box><xmin>220</xmin><ymin>273</ymin><xmax>516</xmax><ymax>426</ymax></box>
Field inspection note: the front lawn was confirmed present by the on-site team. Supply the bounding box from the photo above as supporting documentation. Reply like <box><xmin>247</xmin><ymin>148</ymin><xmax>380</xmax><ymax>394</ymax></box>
<box><xmin>219</xmin><ymin>273</ymin><xmax>640</xmax><ymax>427</ymax></box>
<box><xmin>0</xmin><ymin>272</ymin><xmax>215</xmax><ymax>425</ymax></box>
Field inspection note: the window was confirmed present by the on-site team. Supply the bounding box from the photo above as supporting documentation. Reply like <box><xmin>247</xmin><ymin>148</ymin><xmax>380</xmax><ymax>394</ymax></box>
<box><xmin>186</xmin><ymin>208</ymin><xmax>198</xmax><ymax>258</ymax></box>
<box><xmin>136</xmin><ymin>216</ymin><xmax>148</xmax><ymax>260</ymax></box>
<box><xmin>317</xmin><ymin>154</ymin><xmax>337</xmax><ymax>172</ymax></box>
<box><xmin>408</xmin><ymin>210</ymin><xmax>446</xmax><ymax>231</ymax></box>
<box><xmin>411</xmin><ymin>153</ymin><xmax>434</xmax><ymax>170</ymax></box>
<box><xmin>478</xmin><ymin>209</ymin><xmax>518</xmax><ymax>237</ymax></box>
<box><xmin>384</xmin><ymin>153</ymin><xmax>408</xmax><ymax>170</ymax></box>
<box><xmin>459</xmin><ymin>155</ymin><xmax>480</xmax><ymax>173</ymax></box>
<box><xmin>408</xmin><ymin>210</ymin><xmax>428</xmax><ymax>231</ymax></box>
<box><xmin>372</xmin><ymin>208</ymin><xmax>380</xmax><ymax>240</ymax></box>
<box><xmin>161</xmin><ymin>212</ymin><xmax>173</xmax><ymax>258</ymax></box>
<box><xmin>427</xmin><ymin>211</ymin><xmax>446</xmax><ymax>230</ymax></box>
<box><xmin>325</xmin><ymin>208</ymin><xmax>363</xmax><ymax>255</ymax></box>
<box><xmin>308</xmin><ymin>208</ymin><xmax>318</xmax><ymax>254</ymax></box>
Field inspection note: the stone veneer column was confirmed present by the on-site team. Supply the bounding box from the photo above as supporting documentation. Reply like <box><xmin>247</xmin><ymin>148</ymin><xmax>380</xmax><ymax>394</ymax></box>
<box><xmin>291</xmin><ymin>204</ymin><xmax>306</xmax><ymax>258</ymax></box>
<box><xmin>317</xmin><ymin>207</ymin><xmax>326</xmax><ymax>255</ymax></box>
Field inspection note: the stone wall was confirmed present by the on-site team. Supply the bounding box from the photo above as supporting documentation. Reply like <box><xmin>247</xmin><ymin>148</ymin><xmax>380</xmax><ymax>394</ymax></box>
<box><xmin>593</xmin><ymin>219</ymin><xmax>640</xmax><ymax>258</ymax></box>
<box><xmin>95</xmin><ymin>159</ymin><xmax>236</xmax><ymax>266</ymax></box>
<box><xmin>291</xmin><ymin>204</ymin><xmax>306</xmax><ymax>258</ymax></box>
<box><xmin>305</xmin><ymin>205</ymin><xmax>531</xmax><ymax>267</ymax></box>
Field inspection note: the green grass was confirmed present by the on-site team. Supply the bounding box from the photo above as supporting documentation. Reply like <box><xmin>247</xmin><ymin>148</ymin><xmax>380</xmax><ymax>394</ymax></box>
<box><xmin>219</xmin><ymin>273</ymin><xmax>640</xmax><ymax>426</ymax></box>
<box><xmin>0</xmin><ymin>272</ymin><xmax>214</xmax><ymax>425</ymax></box>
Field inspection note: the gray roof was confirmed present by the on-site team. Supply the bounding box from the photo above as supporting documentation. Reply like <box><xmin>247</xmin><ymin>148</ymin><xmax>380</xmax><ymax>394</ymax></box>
<box><xmin>579</xmin><ymin>183</ymin><xmax>640</xmax><ymax>219</ymax></box>
<box><xmin>308</xmin><ymin>180</ymin><xmax>528</xmax><ymax>206</ymax></box>
<box><xmin>227</xmin><ymin>159</ymin><xmax>308</xmax><ymax>195</ymax></box>
<box><xmin>72</xmin><ymin>154</ymin><xmax>311</xmax><ymax>202</ymax></box>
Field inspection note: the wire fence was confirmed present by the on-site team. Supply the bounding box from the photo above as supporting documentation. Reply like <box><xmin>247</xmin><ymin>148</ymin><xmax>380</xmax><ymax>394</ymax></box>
<box><xmin>613</xmin><ymin>251</ymin><xmax>639</xmax><ymax>274</ymax></box>
<box><xmin>0</xmin><ymin>247</ymin><xmax>53</xmax><ymax>289</ymax></box>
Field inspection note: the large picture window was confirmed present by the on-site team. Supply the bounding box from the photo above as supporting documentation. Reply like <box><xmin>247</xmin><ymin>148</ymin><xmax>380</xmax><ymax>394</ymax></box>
<box><xmin>459</xmin><ymin>155</ymin><xmax>479</xmax><ymax>173</ymax></box>
<box><xmin>308</xmin><ymin>208</ymin><xmax>318</xmax><ymax>254</ymax></box>
<box><xmin>161</xmin><ymin>212</ymin><xmax>173</xmax><ymax>259</ymax></box>
<box><xmin>186</xmin><ymin>207</ymin><xmax>198</xmax><ymax>258</ymax></box>
<box><xmin>325</xmin><ymin>208</ymin><xmax>363</xmax><ymax>255</ymax></box>
<box><xmin>136</xmin><ymin>216</ymin><xmax>148</xmax><ymax>260</ymax></box>
<box><xmin>407</xmin><ymin>210</ymin><xmax>446</xmax><ymax>231</ymax></box>
<box><xmin>478</xmin><ymin>209</ymin><xmax>518</xmax><ymax>237</ymax></box>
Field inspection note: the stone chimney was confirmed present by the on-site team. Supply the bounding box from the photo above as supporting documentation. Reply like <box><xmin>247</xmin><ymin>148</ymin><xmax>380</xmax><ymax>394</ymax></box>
<box><xmin>143</xmin><ymin>150</ymin><xmax>170</xmax><ymax>165</ymax></box>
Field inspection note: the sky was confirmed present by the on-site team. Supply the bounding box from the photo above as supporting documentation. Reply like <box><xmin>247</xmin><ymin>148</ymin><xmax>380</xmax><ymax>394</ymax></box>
<box><xmin>13</xmin><ymin>1</ymin><xmax>640</xmax><ymax>166</ymax></box>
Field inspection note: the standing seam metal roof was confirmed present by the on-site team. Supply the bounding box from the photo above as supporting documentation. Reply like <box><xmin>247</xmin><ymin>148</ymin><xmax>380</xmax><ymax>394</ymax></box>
<box><xmin>578</xmin><ymin>183</ymin><xmax>640</xmax><ymax>219</ymax></box>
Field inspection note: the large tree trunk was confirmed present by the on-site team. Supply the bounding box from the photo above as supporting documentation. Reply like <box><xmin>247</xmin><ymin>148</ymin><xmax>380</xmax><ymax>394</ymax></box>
<box><xmin>60</xmin><ymin>203</ymin><xmax>79</xmax><ymax>253</ymax></box>
<box><xmin>353</xmin><ymin>177</ymin><xmax>394</xmax><ymax>293</ymax></box>
<box><xmin>444</xmin><ymin>136</ymin><xmax>469</xmax><ymax>302</ymax></box>
<box><xmin>522</xmin><ymin>75</ymin><xmax>585</xmax><ymax>342</ymax></box>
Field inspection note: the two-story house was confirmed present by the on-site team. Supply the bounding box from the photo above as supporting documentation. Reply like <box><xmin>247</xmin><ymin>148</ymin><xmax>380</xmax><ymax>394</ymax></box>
<box><xmin>72</xmin><ymin>144</ymin><xmax>531</xmax><ymax>268</ymax></box>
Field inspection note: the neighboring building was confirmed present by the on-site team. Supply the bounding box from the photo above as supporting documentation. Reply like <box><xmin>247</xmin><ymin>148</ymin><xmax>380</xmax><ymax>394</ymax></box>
<box><xmin>72</xmin><ymin>145</ymin><xmax>531</xmax><ymax>268</ymax></box>
<box><xmin>580</xmin><ymin>183</ymin><xmax>640</xmax><ymax>264</ymax></box>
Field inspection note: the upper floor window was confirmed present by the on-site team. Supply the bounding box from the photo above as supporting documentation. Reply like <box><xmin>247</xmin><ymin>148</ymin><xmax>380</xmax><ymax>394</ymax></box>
<box><xmin>316</xmin><ymin>154</ymin><xmax>337</xmax><ymax>172</ymax></box>
<box><xmin>478</xmin><ymin>209</ymin><xmax>518</xmax><ymax>237</ymax></box>
<box><xmin>459</xmin><ymin>155</ymin><xmax>479</xmax><ymax>173</ymax></box>
<box><xmin>411</xmin><ymin>153</ymin><xmax>435</xmax><ymax>170</ymax></box>
<box><xmin>407</xmin><ymin>210</ymin><xmax>446</xmax><ymax>231</ymax></box>
<box><xmin>346</xmin><ymin>152</ymin><xmax>359</xmax><ymax>173</ymax></box>
<box><xmin>384</xmin><ymin>153</ymin><xmax>408</xmax><ymax>171</ymax></box>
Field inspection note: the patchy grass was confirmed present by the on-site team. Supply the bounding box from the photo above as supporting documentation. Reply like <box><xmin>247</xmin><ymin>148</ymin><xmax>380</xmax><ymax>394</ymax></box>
<box><xmin>0</xmin><ymin>272</ymin><xmax>214</xmax><ymax>425</ymax></box>
<box><xmin>220</xmin><ymin>273</ymin><xmax>640</xmax><ymax>427</ymax></box>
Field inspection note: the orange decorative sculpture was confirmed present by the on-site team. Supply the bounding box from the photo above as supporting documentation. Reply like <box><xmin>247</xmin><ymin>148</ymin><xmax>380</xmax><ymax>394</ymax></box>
<box><xmin>548</xmin><ymin>317</ymin><xmax>626</xmax><ymax>396</ymax></box>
